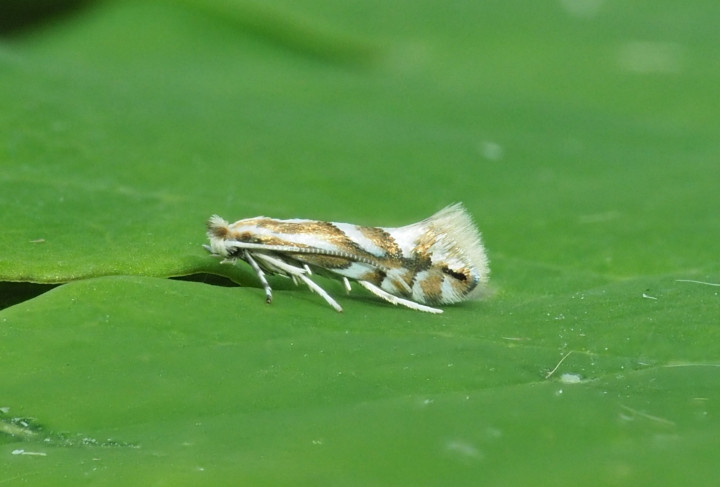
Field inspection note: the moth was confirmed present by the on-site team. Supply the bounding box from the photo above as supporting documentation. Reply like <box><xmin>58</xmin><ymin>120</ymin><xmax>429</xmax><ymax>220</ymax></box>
<box><xmin>204</xmin><ymin>203</ymin><xmax>489</xmax><ymax>313</ymax></box>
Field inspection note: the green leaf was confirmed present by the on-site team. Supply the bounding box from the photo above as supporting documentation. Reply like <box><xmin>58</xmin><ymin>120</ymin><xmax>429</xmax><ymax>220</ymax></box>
<box><xmin>2</xmin><ymin>0</ymin><xmax>719</xmax><ymax>485</ymax></box>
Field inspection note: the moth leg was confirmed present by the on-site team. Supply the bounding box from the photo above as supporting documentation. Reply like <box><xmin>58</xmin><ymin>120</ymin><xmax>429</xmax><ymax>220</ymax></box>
<box><xmin>253</xmin><ymin>253</ymin><xmax>343</xmax><ymax>313</ymax></box>
<box><xmin>253</xmin><ymin>253</ymin><xmax>306</xmax><ymax>276</ymax></box>
<box><xmin>295</xmin><ymin>273</ymin><xmax>343</xmax><ymax>313</ymax></box>
<box><xmin>343</xmin><ymin>277</ymin><xmax>352</xmax><ymax>294</ymax></box>
<box><xmin>357</xmin><ymin>281</ymin><xmax>443</xmax><ymax>314</ymax></box>
<box><xmin>243</xmin><ymin>251</ymin><xmax>273</xmax><ymax>303</ymax></box>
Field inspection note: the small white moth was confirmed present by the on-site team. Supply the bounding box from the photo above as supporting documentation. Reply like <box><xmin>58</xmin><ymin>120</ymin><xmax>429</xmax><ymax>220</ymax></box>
<box><xmin>204</xmin><ymin>203</ymin><xmax>489</xmax><ymax>313</ymax></box>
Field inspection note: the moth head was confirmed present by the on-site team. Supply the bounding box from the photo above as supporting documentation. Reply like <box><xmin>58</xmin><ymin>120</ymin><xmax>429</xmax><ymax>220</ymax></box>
<box><xmin>207</xmin><ymin>215</ymin><xmax>230</xmax><ymax>238</ymax></box>
<box><xmin>206</xmin><ymin>215</ymin><xmax>232</xmax><ymax>257</ymax></box>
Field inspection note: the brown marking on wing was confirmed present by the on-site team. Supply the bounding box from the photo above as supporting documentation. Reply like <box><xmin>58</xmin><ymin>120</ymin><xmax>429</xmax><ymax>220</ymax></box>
<box><xmin>444</xmin><ymin>265</ymin><xmax>480</xmax><ymax>296</ymax></box>
<box><xmin>419</xmin><ymin>272</ymin><xmax>444</xmax><ymax>303</ymax></box>
<box><xmin>246</xmin><ymin>220</ymin><xmax>371</xmax><ymax>257</ymax></box>
<box><xmin>360</xmin><ymin>226</ymin><xmax>402</xmax><ymax>257</ymax></box>
<box><xmin>442</xmin><ymin>265</ymin><xmax>469</xmax><ymax>282</ymax></box>
<box><xmin>360</xmin><ymin>269</ymin><xmax>386</xmax><ymax>286</ymax></box>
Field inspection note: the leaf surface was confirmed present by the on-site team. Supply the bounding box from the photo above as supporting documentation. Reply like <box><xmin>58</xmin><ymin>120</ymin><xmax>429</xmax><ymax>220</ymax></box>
<box><xmin>2</xmin><ymin>1</ymin><xmax>719</xmax><ymax>485</ymax></box>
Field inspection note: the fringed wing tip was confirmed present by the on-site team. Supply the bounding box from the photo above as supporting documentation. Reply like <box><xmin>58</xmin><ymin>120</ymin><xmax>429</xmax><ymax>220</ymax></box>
<box><xmin>429</xmin><ymin>202</ymin><xmax>491</xmax><ymax>295</ymax></box>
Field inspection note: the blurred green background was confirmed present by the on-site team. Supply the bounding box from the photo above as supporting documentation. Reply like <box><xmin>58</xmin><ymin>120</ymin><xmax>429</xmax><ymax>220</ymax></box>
<box><xmin>1</xmin><ymin>0</ymin><xmax>719</xmax><ymax>485</ymax></box>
